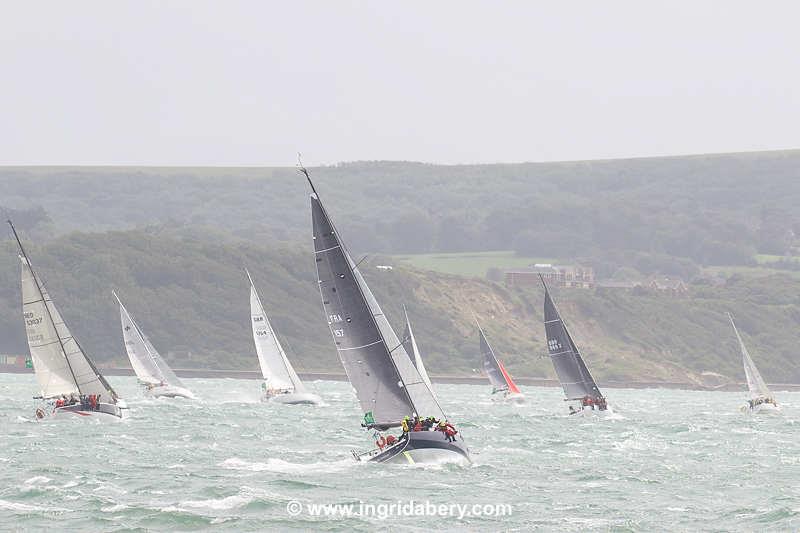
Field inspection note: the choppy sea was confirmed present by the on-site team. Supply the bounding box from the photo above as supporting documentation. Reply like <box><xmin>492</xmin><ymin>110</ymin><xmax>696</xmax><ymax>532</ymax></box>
<box><xmin>0</xmin><ymin>374</ymin><xmax>798</xmax><ymax>531</ymax></box>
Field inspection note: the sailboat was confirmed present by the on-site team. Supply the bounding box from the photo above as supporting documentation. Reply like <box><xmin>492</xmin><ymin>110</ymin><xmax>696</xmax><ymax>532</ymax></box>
<box><xmin>728</xmin><ymin>313</ymin><xmax>779</xmax><ymax>414</ymax></box>
<box><xmin>541</xmin><ymin>276</ymin><xmax>609</xmax><ymax>415</ymax></box>
<box><xmin>114</xmin><ymin>292</ymin><xmax>196</xmax><ymax>399</ymax></box>
<box><xmin>9</xmin><ymin>221</ymin><xmax>126</xmax><ymax>420</ymax></box>
<box><xmin>247</xmin><ymin>269</ymin><xmax>321</xmax><ymax>405</ymax></box>
<box><xmin>476</xmin><ymin>319</ymin><xmax>525</xmax><ymax>404</ymax></box>
<box><xmin>400</xmin><ymin>305</ymin><xmax>433</xmax><ymax>391</ymax></box>
<box><xmin>304</xmin><ymin>166</ymin><xmax>469</xmax><ymax>464</ymax></box>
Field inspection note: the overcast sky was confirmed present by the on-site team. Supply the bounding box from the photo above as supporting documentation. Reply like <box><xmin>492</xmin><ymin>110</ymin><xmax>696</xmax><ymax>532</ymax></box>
<box><xmin>1</xmin><ymin>1</ymin><xmax>799</xmax><ymax>166</ymax></box>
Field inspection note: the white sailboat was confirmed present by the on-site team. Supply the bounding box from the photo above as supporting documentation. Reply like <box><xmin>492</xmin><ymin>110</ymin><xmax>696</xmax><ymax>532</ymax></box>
<box><xmin>10</xmin><ymin>221</ymin><xmax>126</xmax><ymax>420</ymax></box>
<box><xmin>401</xmin><ymin>305</ymin><xmax>433</xmax><ymax>391</ymax></box>
<box><xmin>114</xmin><ymin>292</ymin><xmax>195</xmax><ymax>399</ymax></box>
<box><xmin>247</xmin><ymin>269</ymin><xmax>321</xmax><ymax>405</ymax></box>
<box><xmin>728</xmin><ymin>313</ymin><xmax>780</xmax><ymax>414</ymax></box>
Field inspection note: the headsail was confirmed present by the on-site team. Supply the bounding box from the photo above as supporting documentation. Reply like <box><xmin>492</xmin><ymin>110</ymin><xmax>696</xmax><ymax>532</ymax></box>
<box><xmin>401</xmin><ymin>305</ymin><xmax>433</xmax><ymax>390</ymax></box>
<box><xmin>542</xmin><ymin>279</ymin><xmax>602</xmax><ymax>400</ymax></box>
<box><xmin>12</xmin><ymin>222</ymin><xmax>118</xmax><ymax>401</ymax></box>
<box><xmin>728</xmin><ymin>313</ymin><xmax>773</xmax><ymax>400</ymax></box>
<box><xmin>309</xmin><ymin>179</ymin><xmax>444</xmax><ymax>428</ymax></box>
<box><xmin>247</xmin><ymin>269</ymin><xmax>305</xmax><ymax>393</ymax></box>
<box><xmin>115</xmin><ymin>292</ymin><xmax>185</xmax><ymax>389</ymax></box>
<box><xmin>478</xmin><ymin>323</ymin><xmax>520</xmax><ymax>394</ymax></box>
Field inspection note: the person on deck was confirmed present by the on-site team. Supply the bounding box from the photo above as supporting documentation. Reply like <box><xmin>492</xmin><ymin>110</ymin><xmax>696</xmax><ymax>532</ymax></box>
<box><xmin>569</xmin><ymin>405</ymin><xmax>577</xmax><ymax>415</ymax></box>
<box><xmin>444</xmin><ymin>421</ymin><xmax>457</xmax><ymax>442</ymax></box>
<box><xmin>401</xmin><ymin>416</ymin><xmax>410</xmax><ymax>434</ymax></box>
<box><xmin>413</xmin><ymin>418</ymin><xmax>423</xmax><ymax>432</ymax></box>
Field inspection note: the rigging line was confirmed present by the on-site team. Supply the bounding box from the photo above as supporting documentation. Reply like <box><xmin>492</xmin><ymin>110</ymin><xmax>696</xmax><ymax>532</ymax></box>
<box><xmin>9</xmin><ymin>219</ymin><xmax>83</xmax><ymax>395</ymax></box>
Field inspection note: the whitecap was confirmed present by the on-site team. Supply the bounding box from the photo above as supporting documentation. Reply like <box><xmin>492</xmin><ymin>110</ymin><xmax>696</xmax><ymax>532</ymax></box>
<box><xmin>24</xmin><ymin>476</ymin><xmax>51</xmax><ymax>484</ymax></box>
<box><xmin>101</xmin><ymin>503</ymin><xmax>129</xmax><ymax>513</ymax></box>
<box><xmin>219</xmin><ymin>456</ymin><xmax>352</xmax><ymax>474</ymax></box>
<box><xmin>180</xmin><ymin>494</ymin><xmax>252</xmax><ymax>511</ymax></box>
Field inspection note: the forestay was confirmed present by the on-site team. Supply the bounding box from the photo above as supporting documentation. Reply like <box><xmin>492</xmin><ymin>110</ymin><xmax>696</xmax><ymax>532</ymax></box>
<box><xmin>116</xmin><ymin>293</ymin><xmax>185</xmax><ymax>389</ymax></box>
<box><xmin>401</xmin><ymin>305</ymin><xmax>433</xmax><ymax>390</ymax></box>
<box><xmin>311</xmin><ymin>193</ymin><xmax>444</xmax><ymax>427</ymax></box>
<box><xmin>728</xmin><ymin>313</ymin><xmax>773</xmax><ymax>400</ymax></box>
<box><xmin>543</xmin><ymin>283</ymin><xmax>603</xmax><ymax>400</ymax></box>
<box><xmin>21</xmin><ymin>256</ymin><xmax>117</xmax><ymax>401</ymax></box>
<box><xmin>247</xmin><ymin>271</ymin><xmax>305</xmax><ymax>393</ymax></box>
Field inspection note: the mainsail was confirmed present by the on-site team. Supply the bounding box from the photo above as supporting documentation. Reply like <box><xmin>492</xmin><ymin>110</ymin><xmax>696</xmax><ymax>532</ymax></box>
<box><xmin>542</xmin><ymin>279</ymin><xmax>602</xmax><ymax>400</ymax></box>
<box><xmin>247</xmin><ymin>269</ymin><xmax>305</xmax><ymax>393</ymax></box>
<box><xmin>401</xmin><ymin>305</ymin><xmax>433</xmax><ymax>390</ymax></box>
<box><xmin>308</xmin><ymin>174</ymin><xmax>444</xmax><ymax>428</ymax></box>
<box><xmin>728</xmin><ymin>313</ymin><xmax>773</xmax><ymax>400</ymax></box>
<box><xmin>478</xmin><ymin>323</ymin><xmax>521</xmax><ymax>394</ymax></box>
<box><xmin>115</xmin><ymin>292</ymin><xmax>185</xmax><ymax>389</ymax></box>
<box><xmin>12</xmin><ymin>222</ymin><xmax>118</xmax><ymax>401</ymax></box>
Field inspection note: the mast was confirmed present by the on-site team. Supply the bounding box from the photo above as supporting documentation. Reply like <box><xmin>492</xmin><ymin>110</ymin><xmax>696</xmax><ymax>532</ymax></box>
<box><xmin>8</xmin><ymin>219</ymin><xmax>82</xmax><ymax>395</ymax></box>
<box><xmin>245</xmin><ymin>267</ymin><xmax>302</xmax><ymax>390</ymax></box>
<box><xmin>304</xmin><ymin>163</ymin><xmax>442</xmax><ymax>424</ymax></box>
<box><xmin>540</xmin><ymin>274</ymin><xmax>602</xmax><ymax>400</ymax></box>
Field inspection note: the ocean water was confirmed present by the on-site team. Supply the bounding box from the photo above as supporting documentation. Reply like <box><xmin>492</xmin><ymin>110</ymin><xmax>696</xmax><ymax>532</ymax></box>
<box><xmin>0</xmin><ymin>373</ymin><xmax>798</xmax><ymax>532</ymax></box>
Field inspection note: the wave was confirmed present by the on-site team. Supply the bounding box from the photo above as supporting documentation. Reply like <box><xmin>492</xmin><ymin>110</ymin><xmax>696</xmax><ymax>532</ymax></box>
<box><xmin>219</xmin><ymin>456</ymin><xmax>354</xmax><ymax>474</ymax></box>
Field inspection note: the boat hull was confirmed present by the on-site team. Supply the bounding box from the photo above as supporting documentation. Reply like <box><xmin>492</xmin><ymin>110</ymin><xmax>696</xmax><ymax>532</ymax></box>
<box><xmin>568</xmin><ymin>404</ymin><xmax>613</xmax><ymax>417</ymax></box>
<box><xmin>146</xmin><ymin>385</ymin><xmax>196</xmax><ymax>399</ymax></box>
<box><xmin>364</xmin><ymin>431</ymin><xmax>470</xmax><ymax>465</ymax></box>
<box><xmin>263</xmin><ymin>392</ymin><xmax>322</xmax><ymax>405</ymax></box>
<box><xmin>743</xmin><ymin>402</ymin><xmax>781</xmax><ymax>415</ymax></box>
<box><xmin>39</xmin><ymin>401</ymin><xmax>127</xmax><ymax>420</ymax></box>
<box><xmin>504</xmin><ymin>392</ymin><xmax>525</xmax><ymax>405</ymax></box>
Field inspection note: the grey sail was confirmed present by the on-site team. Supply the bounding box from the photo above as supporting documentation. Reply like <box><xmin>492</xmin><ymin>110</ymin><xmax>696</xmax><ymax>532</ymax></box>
<box><xmin>543</xmin><ymin>283</ymin><xmax>602</xmax><ymax>400</ymax></box>
<box><xmin>311</xmin><ymin>192</ymin><xmax>444</xmax><ymax>428</ymax></box>
<box><xmin>479</xmin><ymin>327</ymin><xmax>507</xmax><ymax>392</ymax></box>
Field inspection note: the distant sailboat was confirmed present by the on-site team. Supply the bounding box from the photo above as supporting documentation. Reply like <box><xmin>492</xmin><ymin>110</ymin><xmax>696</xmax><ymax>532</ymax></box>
<box><xmin>247</xmin><ymin>269</ymin><xmax>321</xmax><ymax>405</ymax></box>
<box><xmin>305</xmin><ymin>165</ymin><xmax>469</xmax><ymax>464</ymax></box>
<box><xmin>114</xmin><ymin>292</ymin><xmax>196</xmax><ymax>400</ymax></box>
<box><xmin>9</xmin><ymin>220</ymin><xmax>126</xmax><ymax>419</ymax></box>
<box><xmin>541</xmin><ymin>276</ymin><xmax>608</xmax><ymax>415</ymax></box>
<box><xmin>728</xmin><ymin>313</ymin><xmax>779</xmax><ymax>414</ymax></box>
<box><xmin>401</xmin><ymin>305</ymin><xmax>433</xmax><ymax>391</ymax></box>
<box><xmin>477</xmin><ymin>319</ymin><xmax>525</xmax><ymax>404</ymax></box>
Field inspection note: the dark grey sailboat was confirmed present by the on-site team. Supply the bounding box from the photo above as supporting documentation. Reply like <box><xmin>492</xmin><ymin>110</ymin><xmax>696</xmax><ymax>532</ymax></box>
<box><xmin>304</xmin><ymin>166</ymin><xmax>469</xmax><ymax>464</ymax></box>
<box><xmin>541</xmin><ymin>276</ymin><xmax>608</xmax><ymax>414</ymax></box>
<box><xmin>477</xmin><ymin>320</ymin><xmax>524</xmax><ymax>403</ymax></box>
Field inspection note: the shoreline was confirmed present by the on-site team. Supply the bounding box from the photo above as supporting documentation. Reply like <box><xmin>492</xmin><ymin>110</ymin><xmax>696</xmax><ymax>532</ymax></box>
<box><xmin>3</xmin><ymin>365</ymin><xmax>800</xmax><ymax>392</ymax></box>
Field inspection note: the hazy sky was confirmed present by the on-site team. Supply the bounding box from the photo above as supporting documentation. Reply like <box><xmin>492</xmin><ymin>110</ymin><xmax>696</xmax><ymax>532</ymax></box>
<box><xmin>2</xmin><ymin>1</ymin><xmax>799</xmax><ymax>166</ymax></box>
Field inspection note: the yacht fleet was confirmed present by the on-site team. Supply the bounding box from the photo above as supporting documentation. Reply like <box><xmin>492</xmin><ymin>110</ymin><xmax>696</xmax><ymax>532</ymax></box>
<box><xmin>5</xmin><ymin>165</ymin><xmax>781</xmax><ymax>463</ymax></box>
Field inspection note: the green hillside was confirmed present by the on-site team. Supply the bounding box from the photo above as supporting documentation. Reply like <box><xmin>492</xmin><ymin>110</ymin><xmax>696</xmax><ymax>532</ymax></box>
<box><xmin>1</xmin><ymin>229</ymin><xmax>798</xmax><ymax>385</ymax></box>
<box><xmin>3</xmin><ymin>150</ymin><xmax>800</xmax><ymax>281</ymax></box>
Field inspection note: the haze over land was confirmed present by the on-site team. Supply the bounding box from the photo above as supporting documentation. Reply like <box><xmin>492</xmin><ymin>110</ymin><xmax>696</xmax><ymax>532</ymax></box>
<box><xmin>3</xmin><ymin>150</ymin><xmax>800</xmax><ymax>384</ymax></box>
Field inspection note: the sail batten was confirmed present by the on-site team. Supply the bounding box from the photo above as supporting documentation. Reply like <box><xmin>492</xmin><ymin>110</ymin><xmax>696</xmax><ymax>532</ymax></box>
<box><xmin>728</xmin><ymin>313</ymin><xmax>773</xmax><ymax>400</ymax></box>
<box><xmin>19</xmin><ymin>253</ymin><xmax>116</xmax><ymax>401</ymax></box>
<box><xmin>116</xmin><ymin>293</ymin><xmax>185</xmax><ymax>390</ymax></box>
<box><xmin>311</xmin><ymin>192</ymin><xmax>444</xmax><ymax>426</ymax></box>
<box><xmin>247</xmin><ymin>271</ymin><xmax>305</xmax><ymax>393</ymax></box>
<box><xmin>543</xmin><ymin>283</ymin><xmax>603</xmax><ymax>400</ymax></box>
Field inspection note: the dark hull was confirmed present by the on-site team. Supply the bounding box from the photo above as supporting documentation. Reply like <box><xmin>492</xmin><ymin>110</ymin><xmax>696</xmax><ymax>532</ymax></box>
<box><xmin>365</xmin><ymin>431</ymin><xmax>470</xmax><ymax>464</ymax></box>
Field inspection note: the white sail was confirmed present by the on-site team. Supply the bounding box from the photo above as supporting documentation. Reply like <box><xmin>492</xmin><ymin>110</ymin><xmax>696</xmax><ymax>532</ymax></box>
<box><xmin>247</xmin><ymin>271</ymin><xmax>305</xmax><ymax>393</ymax></box>
<box><xmin>116</xmin><ymin>293</ymin><xmax>185</xmax><ymax>389</ymax></box>
<box><xmin>402</xmin><ymin>306</ymin><xmax>433</xmax><ymax>391</ymax></box>
<box><xmin>21</xmin><ymin>256</ymin><xmax>116</xmax><ymax>401</ymax></box>
<box><xmin>728</xmin><ymin>313</ymin><xmax>773</xmax><ymax>400</ymax></box>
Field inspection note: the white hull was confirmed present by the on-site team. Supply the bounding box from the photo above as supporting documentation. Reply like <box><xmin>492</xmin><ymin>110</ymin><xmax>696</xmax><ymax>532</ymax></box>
<box><xmin>743</xmin><ymin>402</ymin><xmax>781</xmax><ymax>415</ymax></box>
<box><xmin>569</xmin><ymin>405</ymin><xmax>613</xmax><ymax>417</ymax></box>
<box><xmin>146</xmin><ymin>385</ymin><xmax>196</xmax><ymax>399</ymax></box>
<box><xmin>38</xmin><ymin>401</ymin><xmax>127</xmax><ymax>420</ymax></box>
<box><xmin>393</xmin><ymin>446</ymin><xmax>470</xmax><ymax>465</ymax></box>
<box><xmin>263</xmin><ymin>391</ymin><xmax>322</xmax><ymax>405</ymax></box>
<box><xmin>504</xmin><ymin>392</ymin><xmax>525</xmax><ymax>405</ymax></box>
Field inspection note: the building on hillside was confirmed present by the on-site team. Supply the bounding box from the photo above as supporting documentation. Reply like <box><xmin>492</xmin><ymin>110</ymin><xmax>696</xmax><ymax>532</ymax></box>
<box><xmin>647</xmin><ymin>277</ymin><xmax>688</xmax><ymax>296</ymax></box>
<box><xmin>504</xmin><ymin>264</ymin><xmax>595</xmax><ymax>289</ymax></box>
